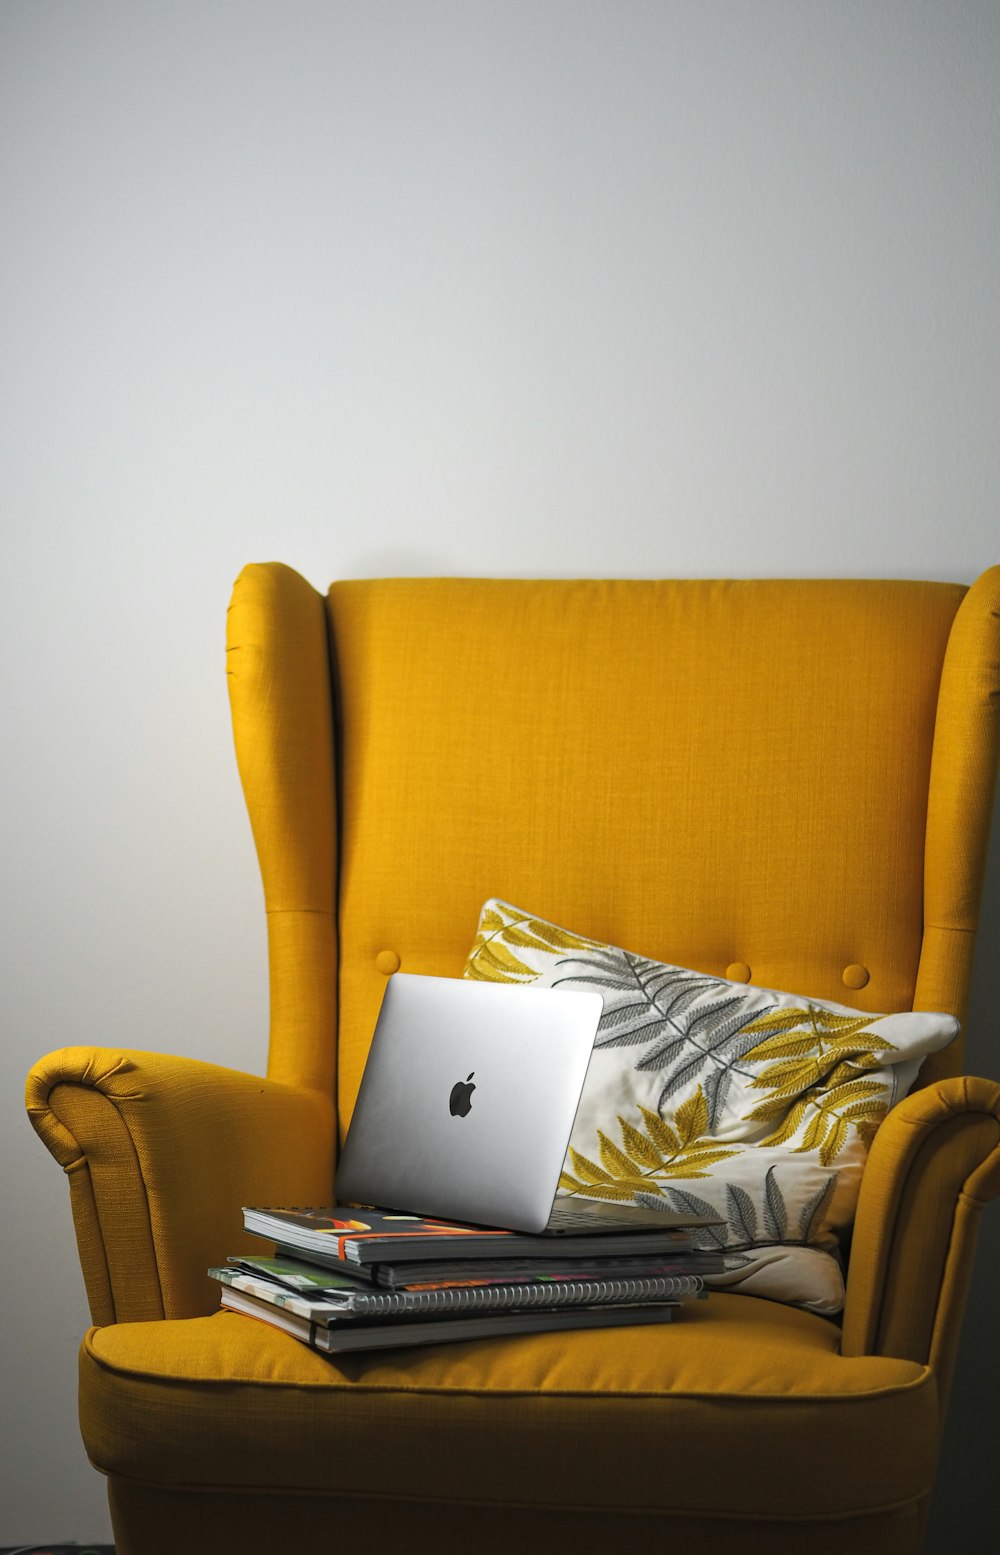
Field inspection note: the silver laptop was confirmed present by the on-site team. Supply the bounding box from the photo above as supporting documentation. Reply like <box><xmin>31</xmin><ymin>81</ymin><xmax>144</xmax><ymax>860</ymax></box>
<box><xmin>335</xmin><ymin>972</ymin><xmax>632</xmax><ymax>1234</ymax></box>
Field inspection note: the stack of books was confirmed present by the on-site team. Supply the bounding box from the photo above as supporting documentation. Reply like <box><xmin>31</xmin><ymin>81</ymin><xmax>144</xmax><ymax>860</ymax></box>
<box><xmin>208</xmin><ymin>1206</ymin><xmax>722</xmax><ymax>1354</ymax></box>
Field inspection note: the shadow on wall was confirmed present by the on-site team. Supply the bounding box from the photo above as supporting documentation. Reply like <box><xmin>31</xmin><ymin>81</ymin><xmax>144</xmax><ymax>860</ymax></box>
<box><xmin>924</xmin><ymin>772</ymin><xmax>1000</xmax><ymax>1553</ymax></box>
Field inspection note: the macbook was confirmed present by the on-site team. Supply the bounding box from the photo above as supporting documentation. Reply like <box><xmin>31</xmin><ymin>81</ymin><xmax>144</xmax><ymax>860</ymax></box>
<box><xmin>335</xmin><ymin>972</ymin><xmax>682</xmax><ymax>1235</ymax></box>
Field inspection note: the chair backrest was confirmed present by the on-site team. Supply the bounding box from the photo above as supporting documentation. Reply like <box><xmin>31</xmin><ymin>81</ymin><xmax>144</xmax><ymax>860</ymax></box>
<box><xmin>227</xmin><ymin>567</ymin><xmax>1000</xmax><ymax>1141</ymax></box>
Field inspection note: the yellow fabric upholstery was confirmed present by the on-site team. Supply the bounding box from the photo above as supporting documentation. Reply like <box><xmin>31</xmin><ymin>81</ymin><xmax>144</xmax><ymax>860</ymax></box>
<box><xmin>24</xmin><ymin>564</ymin><xmax>1000</xmax><ymax>1555</ymax></box>
<box><xmin>100</xmin><ymin>1485</ymin><xmax>929</xmax><ymax>1555</ymax></box>
<box><xmin>918</xmin><ymin>568</ymin><xmax>1000</xmax><ymax>1073</ymax></box>
<box><xmin>26</xmin><ymin>1047</ymin><xmax>335</xmax><ymax>1323</ymax></box>
<box><xmin>328</xmin><ymin>576</ymin><xmax>972</xmax><ymax>1124</ymax></box>
<box><xmin>226</xmin><ymin>561</ymin><xmax>338</xmax><ymax>1094</ymax></box>
<box><xmin>842</xmin><ymin>1074</ymin><xmax>1000</xmax><ymax>1390</ymax></box>
<box><xmin>81</xmin><ymin>1297</ymin><xmax>934</xmax><ymax>1515</ymax></box>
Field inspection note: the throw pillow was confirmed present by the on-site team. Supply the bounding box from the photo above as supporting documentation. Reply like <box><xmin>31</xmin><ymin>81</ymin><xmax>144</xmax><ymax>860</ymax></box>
<box><xmin>462</xmin><ymin>899</ymin><xmax>959</xmax><ymax>1315</ymax></box>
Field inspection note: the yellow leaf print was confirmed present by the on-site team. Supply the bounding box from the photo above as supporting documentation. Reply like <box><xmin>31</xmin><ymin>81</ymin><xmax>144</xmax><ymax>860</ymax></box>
<box><xmin>567</xmin><ymin>1147</ymin><xmax>615</xmax><ymax>1186</ymax></box>
<box><xmin>465</xmin><ymin>903</ymin><xmax>602</xmax><ymax>982</ymax></box>
<box><xmin>465</xmin><ymin>940</ymin><xmax>537</xmax><ymax>983</ymax></box>
<box><xmin>504</xmin><ymin>918</ymin><xmax>601</xmax><ymax>955</ymax></box>
<box><xmin>560</xmin><ymin>1090</ymin><xmax>742</xmax><ymax>1204</ymax></box>
<box><xmin>749</xmin><ymin>1072</ymin><xmax>890</xmax><ymax>1162</ymax></box>
<box><xmin>674</xmin><ymin>1087</ymin><xmax>709</xmax><ymax>1145</ymax></box>
<box><xmin>637</xmin><ymin>1105</ymin><xmax>680</xmax><ymax>1157</ymax></box>
<box><xmin>558</xmin><ymin>1174</ymin><xmax>642</xmax><ymax>1202</ymax></box>
<box><xmin>744</xmin><ymin>1007</ymin><xmax>896</xmax><ymax>1096</ymax></box>
<box><xmin>598</xmin><ymin>1131</ymin><xmax>638</xmax><ymax>1179</ymax></box>
<box><xmin>748</xmin><ymin>1097</ymin><xmax>809</xmax><ymax>1147</ymax></box>
<box><xmin>819</xmin><ymin>1116</ymin><xmax>850</xmax><ymax>1167</ymax></box>
<box><xmin>618</xmin><ymin>1118</ymin><xmax>663</xmax><ymax>1168</ymax></box>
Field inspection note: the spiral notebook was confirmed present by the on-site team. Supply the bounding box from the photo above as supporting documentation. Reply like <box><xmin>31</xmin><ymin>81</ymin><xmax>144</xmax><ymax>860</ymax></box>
<box><xmin>210</xmin><ymin>1261</ymin><xmax>704</xmax><ymax>1320</ymax></box>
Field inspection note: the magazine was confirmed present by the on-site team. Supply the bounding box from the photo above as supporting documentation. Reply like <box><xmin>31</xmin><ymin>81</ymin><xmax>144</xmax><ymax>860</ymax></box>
<box><xmin>229</xmin><ymin>1249</ymin><xmax>724</xmax><ymax>1293</ymax></box>
<box><xmin>243</xmin><ymin>1205</ymin><xmax>706</xmax><ymax>1267</ymax></box>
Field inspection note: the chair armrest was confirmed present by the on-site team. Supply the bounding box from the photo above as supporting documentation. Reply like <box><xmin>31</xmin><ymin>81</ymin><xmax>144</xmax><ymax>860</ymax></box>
<box><xmin>841</xmin><ymin>1074</ymin><xmax>1000</xmax><ymax>1410</ymax></box>
<box><xmin>25</xmin><ymin>1046</ymin><xmax>335</xmax><ymax>1326</ymax></box>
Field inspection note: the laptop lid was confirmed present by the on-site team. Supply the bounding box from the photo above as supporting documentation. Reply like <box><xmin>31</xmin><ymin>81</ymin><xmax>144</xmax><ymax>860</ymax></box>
<box><xmin>334</xmin><ymin>972</ymin><xmax>603</xmax><ymax>1234</ymax></box>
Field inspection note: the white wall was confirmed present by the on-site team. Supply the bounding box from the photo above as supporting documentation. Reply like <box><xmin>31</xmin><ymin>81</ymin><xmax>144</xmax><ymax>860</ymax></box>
<box><xmin>1</xmin><ymin>2</ymin><xmax>998</xmax><ymax>1543</ymax></box>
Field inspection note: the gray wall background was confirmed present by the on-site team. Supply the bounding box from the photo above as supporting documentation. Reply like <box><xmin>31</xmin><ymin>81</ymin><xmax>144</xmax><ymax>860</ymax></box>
<box><xmin>1</xmin><ymin>2</ymin><xmax>997</xmax><ymax>1544</ymax></box>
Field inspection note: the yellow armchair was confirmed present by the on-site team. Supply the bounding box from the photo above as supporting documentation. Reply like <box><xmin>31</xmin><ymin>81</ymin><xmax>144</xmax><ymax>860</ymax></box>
<box><xmin>26</xmin><ymin>564</ymin><xmax>1000</xmax><ymax>1554</ymax></box>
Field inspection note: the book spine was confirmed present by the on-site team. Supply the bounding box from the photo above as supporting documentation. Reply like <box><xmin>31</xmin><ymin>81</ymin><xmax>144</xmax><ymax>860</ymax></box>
<box><xmin>344</xmin><ymin>1273</ymin><xmax>703</xmax><ymax>1316</ymax></box>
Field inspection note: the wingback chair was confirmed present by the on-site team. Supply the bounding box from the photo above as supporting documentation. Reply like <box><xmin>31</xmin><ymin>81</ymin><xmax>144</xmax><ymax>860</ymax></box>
<box><xmin>26</xmin><ymin>564</ymin><xmax>1000</xmax><ymax>1555</ymax></box>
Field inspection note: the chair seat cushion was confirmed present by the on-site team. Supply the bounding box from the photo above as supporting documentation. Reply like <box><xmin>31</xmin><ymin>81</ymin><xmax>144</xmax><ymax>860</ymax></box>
<box><xmin>81</xmin><ymin>1293</ymin><xmax>936</xmax><ymax>1519</ymax></box>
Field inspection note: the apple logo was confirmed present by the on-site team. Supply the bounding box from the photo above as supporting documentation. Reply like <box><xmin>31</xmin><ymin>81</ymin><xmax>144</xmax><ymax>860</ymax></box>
<box><xmin>449</xmin><ymin>1071</ymin><xmax>476</xmax><ymax>1117</ymax></box>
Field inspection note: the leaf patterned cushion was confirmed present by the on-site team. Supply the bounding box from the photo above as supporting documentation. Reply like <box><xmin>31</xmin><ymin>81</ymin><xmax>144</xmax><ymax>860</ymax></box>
<box><xmin>462</xmin><ymin>900</ymin><xmax>959</xmax><ymax>1315</ymax></box>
